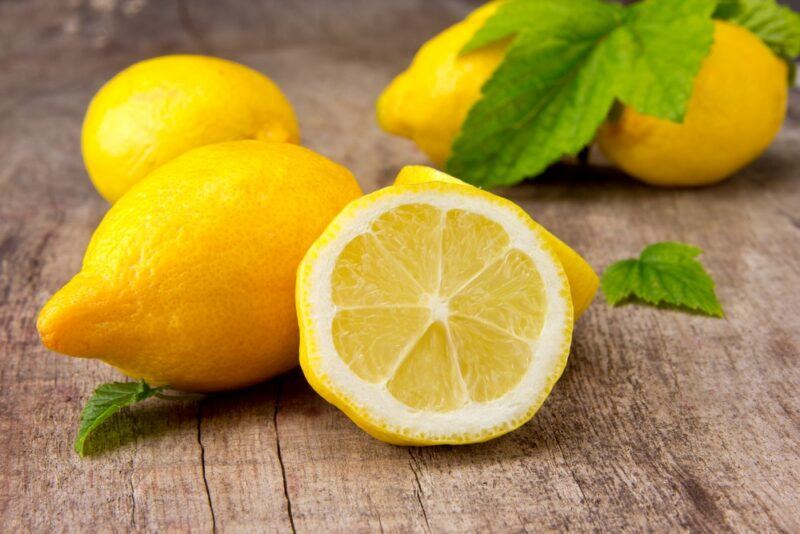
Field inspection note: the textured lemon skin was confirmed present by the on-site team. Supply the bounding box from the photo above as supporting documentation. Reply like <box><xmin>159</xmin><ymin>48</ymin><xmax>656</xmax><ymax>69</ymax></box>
<box><xmin>38</xmin><ymin>141</ymin><xmax>362</xmax><ymax>392</ymax></box>
<box><xmin>377</xmin><ymin>3</ymin><xmax>504</xmax><ymax>166</ymax></box>
<box><xmin>82</xmin><ymin>55</ymin><xmax>300</xmax><ymax>202</ymax></box>
<box><xmin>597</xmin><ymin>22</ymin><xmax>788</xmax><ymax>186</ymax></box>
<box><xmin>394</xmin><ymin>166</ymin><xmax>598</xmax><ymax>317</ymax></box>
<box><xmin>296</xmin><ymin>182</ymin><xmax>573</xmax><ymax>445</ymax></box>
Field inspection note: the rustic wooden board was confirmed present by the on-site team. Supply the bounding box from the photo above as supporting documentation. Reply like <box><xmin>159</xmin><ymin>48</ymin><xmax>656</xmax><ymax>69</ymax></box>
<box><xmin>1</xmin><ymin>1</ymin><xmax>799</xmax><ymax>532</ymax></box>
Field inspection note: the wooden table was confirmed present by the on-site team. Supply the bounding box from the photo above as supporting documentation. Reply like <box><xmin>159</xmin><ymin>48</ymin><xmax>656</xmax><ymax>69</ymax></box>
<box><xmin>2</xmin><ymin>1</ymin><xmax>799</xmax><ymax>532</ymax></box>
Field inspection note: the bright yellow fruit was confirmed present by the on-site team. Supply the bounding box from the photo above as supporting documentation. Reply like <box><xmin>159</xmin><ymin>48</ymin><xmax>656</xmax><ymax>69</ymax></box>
<box><xmin>377</xmin><ymin>3</ymin><xmax>503</xmax><ymax>166</ymax></box>
<box><xmin>38</xmin><ymin>141</ymin><xmax>362</xmax><ymax>392</ymax></box>
<box><xmin>394</xmin><ymin>165</ymin><xmax>598</xmax><ymax>317</ymax></box>
<box><xmin>297</xmin><ymin>181</ymin><xmax>574</xmax><ymax>445</ymax></box>
<box><xmin>82</xmin><ymin>55</ymin><xmax>300</xmax><ymax>202</ymax></box>
<box><xmin>597</xmin><ymin>21</ymin><xmax>788</xmax><ymax>186</ymax></box>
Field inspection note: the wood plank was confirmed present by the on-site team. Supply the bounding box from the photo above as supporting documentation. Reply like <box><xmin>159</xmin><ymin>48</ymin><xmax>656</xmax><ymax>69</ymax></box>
<box><xmin>1</xmin><ymin>0</ymin><xmax>798</xmax><ymax>532</ymax></box>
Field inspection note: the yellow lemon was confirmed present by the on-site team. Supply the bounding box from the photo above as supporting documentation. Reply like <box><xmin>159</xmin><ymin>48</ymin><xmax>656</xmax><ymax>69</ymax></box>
<box><xmin>297</xmin><ymin>181</ymin><xmax>574</xmax><ymax>444</ymax></box>
<box><xmin>394</xmin><ymin>165</ymin><xmax>598</xmax><ymax>317</ymax></box>
<box><xmin>82</xmin><ymin>55</ymin><xmax>300</xmax><ymax>202</ymax></box>
<box><xmin>377</xmin><ymin>3</ymin><xmax>503</xmax><ymax>166</ymax></box>
<box><xmin>596</xmin><ymin>21</ymin><xmax>788</xmax><ymax>186</ymax></box>
<box><xmin>38</xmin><ymin>141</ymin><xmax>362</xmax><ymax>392</ymax></box>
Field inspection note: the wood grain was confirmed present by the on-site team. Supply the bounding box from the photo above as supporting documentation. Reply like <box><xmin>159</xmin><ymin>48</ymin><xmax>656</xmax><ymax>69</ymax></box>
<box><xmin>1</xmin><ymin>0</ymin><xmax>798</xmax><ymax>532</ymax></box>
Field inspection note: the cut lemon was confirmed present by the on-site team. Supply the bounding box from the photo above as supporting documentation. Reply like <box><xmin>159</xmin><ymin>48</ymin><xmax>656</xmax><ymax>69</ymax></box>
<box><xmin>296</xmin><ymin>181</ymin><xmax>574</xmax><ymax>445</ymax></box>
<box><xmin>395</xmin><ymin>165</ymin><xmax>598</xmax><ymax>318</ymax></box>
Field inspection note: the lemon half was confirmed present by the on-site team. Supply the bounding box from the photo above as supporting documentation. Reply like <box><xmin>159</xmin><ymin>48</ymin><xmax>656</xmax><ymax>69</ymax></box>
<box><xmin>297</xmin><ymin>182</ymin><xmax>573</xmax><ymax>444</ymax></box>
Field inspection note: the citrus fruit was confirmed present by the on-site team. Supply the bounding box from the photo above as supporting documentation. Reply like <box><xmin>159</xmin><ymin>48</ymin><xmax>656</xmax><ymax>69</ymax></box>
<box><xmin>38</xmin><ymin>141</ymin><xmax>362</xmax><ymax>392</ymax></box>
<box><xmin>377</xmin><ymin>2</ymin><xmax>503</xmax><ymax>166</ymax></box>
<box><xmin>394</xmin><ymin>165</ymin><xmax>598</xmax><ymax>317</ymax></box>
<box><xmin>597</xmin><ymin>21</ymin><xmax>788</xmax><ymax>186</ymax></box>
<box><xmin>296</xmin><ymin>181</ymin><xmax>574</xmax><ymax>444</ymax></box>
<box><xmin>82</xmin><ymin>55</ymin><xmax>300</xmax><ymax>202</ymax></box>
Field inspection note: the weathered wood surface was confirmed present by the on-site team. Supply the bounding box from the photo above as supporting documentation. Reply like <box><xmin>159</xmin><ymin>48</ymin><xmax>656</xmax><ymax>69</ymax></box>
<box><xmin>1</xmin><ymin>1</ymin><xmax>799</xmax><ymax>532</ymax></box>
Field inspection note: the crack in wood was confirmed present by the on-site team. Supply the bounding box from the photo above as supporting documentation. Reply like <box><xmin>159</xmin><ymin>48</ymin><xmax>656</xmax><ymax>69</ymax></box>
<box><xmin>274</xmin><ymin>378</ymin><xmax>296</xmax><ymax>534</ymax></box>
<box><xmin>128</xmin><ymin>477</ymin><xmax>136</xmax><ymax>530</ymax></box>
<box><xmin>407</xmin><ymin>448</ymin><xmax>431</xmax><ymax>533</ymax></box>
<box><xmin>551</xmin><ymin>428</ymin><xmax>598</xmax><ymax>528</ymax></box>
<box><xmin>196</xmin><ymin>400</ymin><xmax>217</xmax><ymax>533</ymax></box>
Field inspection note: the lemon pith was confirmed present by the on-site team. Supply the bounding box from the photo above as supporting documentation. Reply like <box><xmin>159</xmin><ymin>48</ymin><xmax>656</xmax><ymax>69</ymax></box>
<box><xmin>597</xmin><ymin>21</ymin><xmax>788</xmax><ymax>186</ymax></box>
<box><xmin>297</xmin><ymin>182</ymin><xmax>574</xmax><ymax>445</ymax></box>
<box><xmin>394</xmin><ymin>165</ymin><xmax>598</xmax><ymax>318</ymax></box>
<box><xmin>82</xmin><ymin>55</ymin><xmax>300</xmax><ymax>202</ymax></box>
<box><xmin>38</xmin><ymin>141</ymin><xmax>362</xmax><ymax>392</ymax></box>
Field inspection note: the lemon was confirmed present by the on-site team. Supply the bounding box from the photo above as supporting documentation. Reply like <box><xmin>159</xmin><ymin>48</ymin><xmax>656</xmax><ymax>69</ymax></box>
<box><xmin>38</xmin><ymin>141</ymin><xmax>362</xmax><ymax>392</ymax></box>
<box><xmin>377</xmin><ymin>3</ymin><xmax>503</xmax><ymax>166</ymax></box>
<box><xmin>597</xmin><ymin>21</ymin><xmax>788</xmax><ymax>186</ymax></box>
<box><xmin>297</xmin><ymin>181</ymin><xmax>574</xmax><ymax>444</ymax></box>
<box><xmin>82</xmin><ymin>55</ymin><xmax>300</xmax><ymax>202</ymax></box>
<box><xmin>394</xmin><ymin>165</ymin><xmax>598</xmax><ymax>317</ymax></box>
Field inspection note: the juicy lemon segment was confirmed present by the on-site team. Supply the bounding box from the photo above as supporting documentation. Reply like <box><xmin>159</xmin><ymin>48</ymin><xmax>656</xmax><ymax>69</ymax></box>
<box><xmin>386</xmin><ymin>321</ymin><xmax>467</xmax><ymax>412</ymax></box>
<box><xmin>441</xmin><ymin>209</ymin><xmax>510</xmax><ymax>296</ymax></box>
<box><xmin>332</xmin><ymin>307</ymin><xmax>430</xmax><ymax>383</ymax></box>
<box><xmin>297</xmin><ymin>182</ymin><xmax>574</xmax><ymax>444</ymax></box>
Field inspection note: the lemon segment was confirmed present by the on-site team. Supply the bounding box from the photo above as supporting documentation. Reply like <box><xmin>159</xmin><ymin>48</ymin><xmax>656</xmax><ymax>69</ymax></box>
<box><xmin>332</xmin><ymin>307</ymin><xmax>430</xmax><ymax>383</ymax></box>
<box><xmin>393</xmin><ymin>165</ymin><xmax>599</xmax><ymax>318</ymax></box>
<box><xmin>297</xmin><ymin>182</ymin><xmax>574</xmax><ymax>444</ymax></box>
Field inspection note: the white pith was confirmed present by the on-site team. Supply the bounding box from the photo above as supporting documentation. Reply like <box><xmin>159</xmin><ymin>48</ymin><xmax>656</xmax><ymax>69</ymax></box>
<box><xmin>302</xmin><ymin>188</ymin><xmax>571</xmax><ymax>439</ymax></box>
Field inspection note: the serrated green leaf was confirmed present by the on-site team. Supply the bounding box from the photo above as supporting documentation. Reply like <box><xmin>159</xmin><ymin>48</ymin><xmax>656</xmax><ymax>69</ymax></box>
<box><xmin>615</xmin><ymin>0</ymin><xmax>715</xmax><ymax>121</ymax></box>
<box><xmin>601</xmin><ymin>242</ymin><xmax>723</xmax><ymax>317</ymax></box>
<box><xmin>448</xmin><ymin>0</ymin><xmax>716</xmax><ymax>187</ymax></box>
<box><xmin>714</xmin><ymin>0</ymin><xmax>800</xmax><ymax>64</ymax></box>
<box><xmin>75</xmin><ymin>380</ymin><xmax>164</xmax><ymax>456</ymax></box>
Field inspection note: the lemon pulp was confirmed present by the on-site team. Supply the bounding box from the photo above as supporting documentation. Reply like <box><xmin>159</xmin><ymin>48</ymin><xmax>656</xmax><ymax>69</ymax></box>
<box><xmin>329</xmin><ymin>203</ymin><xmax>546</xmax><ymax>412</ymax></box>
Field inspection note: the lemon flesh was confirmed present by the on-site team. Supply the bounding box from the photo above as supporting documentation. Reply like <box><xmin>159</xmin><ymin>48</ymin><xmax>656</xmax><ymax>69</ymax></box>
<box><xmin>394</xmin><ymin>165</ymin><xmax>598</xmax><ymax>318</ymax></box>
<box><xmin>297</xmin><ymin>182</ymin><xmax>574</xmax><ymax>445</ymax></box>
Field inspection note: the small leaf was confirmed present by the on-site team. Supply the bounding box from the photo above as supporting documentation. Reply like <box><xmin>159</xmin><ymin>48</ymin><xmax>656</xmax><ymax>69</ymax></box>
<box><xmin>75</xmin><ymin>380</ymin><xmax>165</xmax><ymax>456</ymax></box>
<box><xmin>615</xmin><ymin>0</ymin><xmax>715</xmax><ymax>121</ymax></box>
<box><xmin>601</xmin><ymin>242</ymin><xmax>723</xmax><ymax>317</ymax></box>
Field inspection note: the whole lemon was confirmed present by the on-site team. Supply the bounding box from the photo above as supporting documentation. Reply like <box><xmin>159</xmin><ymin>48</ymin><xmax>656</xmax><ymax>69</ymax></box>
<box><xmin>38</xmin><ymin>141</ymin><xmax>362</xmax><ymax>392</ymax></box>
<box><xmin>377</xmin><ymin>2</ymin><xmax>503</xmax><ymax>166</ymax></box>
<box><xmin>82</xmin><ymin>55</ymin><xmax>300</xmax><ymax>202</ymax></box>
<box><xmin>597</xmin><ymin>21</ymin><xmax>788</xmax><ymax>186</ymax></box>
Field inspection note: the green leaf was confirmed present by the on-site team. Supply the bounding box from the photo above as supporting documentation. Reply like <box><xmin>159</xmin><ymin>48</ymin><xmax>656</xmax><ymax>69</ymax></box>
<box><xmin>615</xmin><ymin>0</ymin><xmax>715</xmax><ymax>121</ymax></box>
<box><xmin>462</xmin><ymin>0</ymin><xmax>613</xmax><ymax>53</ymax></box>
<box><xmin>448</xmin><ymin>0</ymin><xmax>715</xmax><ymax>188</ymax></box>
<box><xmin>600</xmin><ymin>242</ymin><xmax>724</xmax><ymax>317</ymax></box>
<box><xmin>714</xmin><ymin>0</ymin><xmax>800</xmax><ymax>64</ymax></box>
<box><xmin>74</xmin><ymin>379</ymin><xmax>165</xmax><ymax>456</ymax></box>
